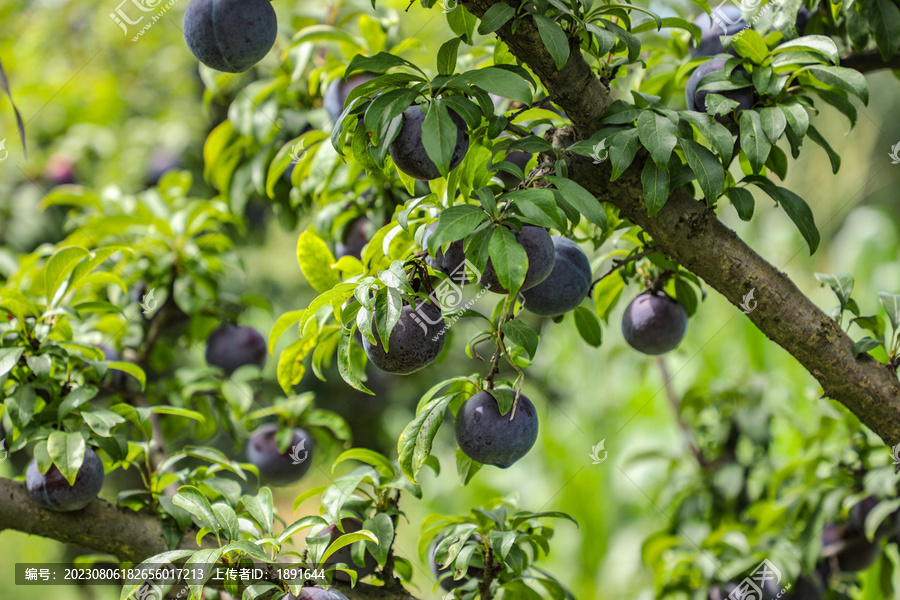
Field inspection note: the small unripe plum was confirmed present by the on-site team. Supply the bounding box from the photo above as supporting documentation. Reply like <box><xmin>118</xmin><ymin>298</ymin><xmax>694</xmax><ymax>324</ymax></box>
<box><xmin>692</xmin><ymin>6</ymin><xmax>746</xmax><ymax>57</ymax></box>
<box><xmin>422</xmin><ymin>223</ymin><xmax>468</xmax><ymax>282</ymax></box>
<box><xmin>362</xmin><ymin>302</ymin><xmax>445</xmax><ymax>374</ymax></box>
<box><xmin>480</xmin><ymin>226</ymin><xmax>556</xmax><ymax>294</ymax></box>
<box><xmin>522</xmin><ymin>236</ymin><xmax>591</xmax><ymax>316</ymax></box>
<box><xmin>430</xmin><ymin>537</ymin><xmax>484</xmax><ymax>591</ymax></box>
<box><xmin>335</xmin><ymin>218</ymin><xmax>375</xmax><ymax>260</ymax></box>
<box><xmin>26</xmin><ymin>447</ymin><xmax>105</xmax><ymax>512</ymax></box>
<box><xmin>685</xmin><ymin>58</ymin><xmax>754</xmax><ymax>122</ymax></box>
<box><xmin>324</xmin><ymin>73</ymin><xmax>376</xmax><ymax>123</ymax></box>
<box><xmin>246</xmin><ymin>424</ymin><xmax>313</xmax><ymax>486</ymax></box>
<box><xmin>317</xmin><ymin>517</ymin><xmax>378</xmax><ymax>581</ymax></box>
<box><xmin>205</xmin><ymin>324</ymin><xmax>267</xmax><ymax>375</ymax></box>
<box><xmin>621</xmin><ymin>291</ymin><xmax>688</xmax><ymax>355</ymax></box>
<box><xmin>455</xmin><ymin>391</ymin><xmax>539</xmax><ymax>468</ymax></box>
<box><xmin>389</xmin><ymin>106</ymin><xmax>469</xmax><ymax>181</ymax></box>
<box><xmin>183</xmin><ymin>0</ymin><xmax>277</xmax><ymax>73</ymax></box>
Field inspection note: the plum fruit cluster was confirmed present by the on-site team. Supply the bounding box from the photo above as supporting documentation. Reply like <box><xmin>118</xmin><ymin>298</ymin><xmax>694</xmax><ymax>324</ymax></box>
<box><xmin>389</xmin><ymin>106</ymin><xmax>470</xmax><ymax>181</ymax></box>
<box><xmin>183</xmin><ymin>0</ymin><xmax>277</xmax><ymax>73</ymax></box>
<box><xmin>317</xmin><ymin>517</ymin><xmax>378</xmax><ymax>581</ymax></box>
<box><xmin>455</xmin><ymin>391</ymin><xmax>539</xmax><ymax>468</ymax></box>
<box><xmin>25</xmin><ymin>447</ymin><xmax>105</xmax><ymax>512</ymax></box>
<box><xmin>621</xmin><ymin>291</ymin><xmax>689</xmax><ymax>355</ymax></box>
<box><xmin>205</xmin><ymin>324</ymin><xmax>267</xmax><ymax>375</ymax></box>
<box><xmin>245</xmin><ymin>424</ymin><xmax>314</xmax><ymax>486</ymax></box>
<box><xmin>521</xmin><ymin>236</ymin><xmax>592</xmax><ymax>316</ymax></box>
<box><xmin>362</xmin><ymin>302</ymin><xmax>446</xmax><ymax>374</ymax></box>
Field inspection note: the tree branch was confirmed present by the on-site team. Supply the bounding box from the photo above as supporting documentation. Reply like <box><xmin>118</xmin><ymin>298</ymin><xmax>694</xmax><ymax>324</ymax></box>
<box><xmin>840</xmin><ymin>49</ymin><xmax>900</xmax><ymax>74</ymax></box>
<box><xmin>0</xmin><ymin>478</ymin><xmax>419</xmax><ymax>600</ymax></box>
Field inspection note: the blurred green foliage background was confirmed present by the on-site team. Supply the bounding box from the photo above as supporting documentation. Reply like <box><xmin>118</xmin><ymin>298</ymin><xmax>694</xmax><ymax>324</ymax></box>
<box><xmin>2</xmin><ymin>0</ymin><xmax>900</xmax><ymax>599</ymax></box>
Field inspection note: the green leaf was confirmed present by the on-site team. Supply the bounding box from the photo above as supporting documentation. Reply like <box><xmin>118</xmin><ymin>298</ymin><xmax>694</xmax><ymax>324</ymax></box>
<box><xmin>509</xmin><ymin>188</ymin><xmax>567</xmax><ymax>230</ymax></box>
<box><xmin>374</xmin><ymin>287</ymin><xmax>403</xmax><ymax>354</ymax></box>
<box><xmin>854</xmin><ymin>337</ymin><xmax>883</xmax><ymax>357</ymax></box>
<box><xmin>607</xmin><ymin>129</ymin><xmax>640</xmax><ymax>181</ymax></box>
<box><xmin>398</xmin><ymin>394</ymin><xmax>455</xmax><ymax>483</ymax></box>
<box><xmin>364</xmin><ymin>88</ymin><xmax>419</xmax><ymax>142</ymax></box>
<box><xmin>333</xmin><ymin>449</ymin><xmax>396</xmax><ymax>479</ymax></box>
<box><xmin>58</xmin><ymin>386</ymin><xmax>99</xmax><ymax>420</ymax></box>
<box><xmin>212</xmin><ymin>503</ymin><xmax>239</xmax><ymax>541</ymax></box>
<box><xmin>704</xmin><ymin>94</ymin><xmax>739</xmax><ymax>117</ymax></box>
<box><xmin>346</xmin><ymin>52</ymin><xmax>420</xmax><ymax>75</ymax></box>
<box><xmin>437</xmin><ymin>38</ymin><xmax>462</xmax><ymax>75</ymax></box>
<box><xmin>0</xmin><ymin>347</ymin><xmax>24</xmax><ymax>379</ymax></box>
<box><xmin>759</xmin><ymin>107</ymin><xmax>787</xmax><ymax>144</ymax></box>
<box><xmin>637</xmin><ymin>111</ymin><xmax>678</xmax><ymax>170</ymax></box>
<box><xmin>269</xmin><ymin>309</ymin><xmax>305</xmax><ymax>355</ymax></box>
<box><xmin>543</xmin><ymin>176</ymin><xmax>607</xmax><ymax>230</ymax></box>
<box><xmin>456</xmin><ymin>448</ymin><xmax>482</xmax><ymax>485</ymax></box>
<box><xmin>241</xmin><ymin>487</ymin><xmax>274</xmax><ymax>536</ymax></box>
<box><xmin>806</xmin><ymin>66</ymin><xmax>870</xmax><ymax>104</ymax></box>
<box><xmin>174</xmin><ymin>486</ymin><xmax>221</xmax><ymax>533</ymax></box>
<box><xmin>363</xmin><ymin>512</ymin><xmax>395</xmax><ymax>564</ymax></box>
<box><xmin>879</xmin><ymin>292</ymin><xmax>900</xmax><ymax>331</ymax></box>
<box><xmin>433</xmin><ymin>204</ymin><xmax>487</xmax><ymax>247</ymax></box>
<box><xmin>725</xmin><ymin>187</ymin><xmax>755</xmax><ymax>221</ymax></box>
<box><xmin>815</xmin><ymin>272</ymin><xmax>854</xmax><ymax>310</ymax></box>
<box><xmin>772</xmin><ymin>35</ymin><xmax>839</xmax><ymax>65</ymax></box>
<box><xmin>573</xmin><ymin>307</ymin><xmax>603</xmax><ymax>347</ymax></box>
<box><xmin>868</xmin><ymin>0</ymin><xmax>900</xmax><ymax>61</ymax></box>
<box><xmin>478</xmin><ymin>3</ymin><xmax>515</xmax><ymax>34</ymax></box>
<box><xmin>462</xmin><ymin>67</ymin><xmax>532</xmax><ymax>105</ymax></box>
<box><xmin>118</xmin><ymin>550</ymin><xmax>196</xmax><ymax>600</ymax></box>
<box><xmin>502</xmin><ymin>320</ymin><xmax>539</xmax><ymax>359</ymax></box>
<box><xmin>806</xmin><ymin>125</ymin><xmax>841</xmax><ymax>173</ymax></box>
<box><xmin>746</xmin><ymin>177</ymin><xmax>820</xmax><ymax>254</ymax></box>
<box><xmin>489</xmin><ymin>226</ymin><xmax>528</xmax><ymax>295</ymax></box>
<box><xmin>297</xmin><ymin>230</ymin><xmax>340</xmax><ymax>293</ymax></box>
<box><xmin>730</xmin><ymin>29</ymin><xmax>769</xmax><ymax>63</ymax></box>
<box><xmin>338</xmin><ymin>332</ymin><xmax>373</xmax><ymax>395</ymax></box>
<box><xmin>422</xmin><ymin>100</ymin><xmax>460</xmax><ymax>177</ymax></box>
<box><xmin>322</xmin><ymin>530</ymin><xmax>379</xmax><ymax>564</ymax></box>
<box><xmin>147</xmin><ymin>406</ymin><xmax>205</xmax><ymax>423</ymax></box>
<box><xmin>641</xmin><ymin>160</ymin><xmax>670</xmax><ymax>216</ymax></box>
<box><xmin>533</xmin><ymin>14</ymin><xmax>570</xmax><ymax>70</ymax></box>
<box><xmin>593</xmin><ymin>271</ymin><xmax>625</xmax><ymax>322</ymax></box>
<box><xmin>47</xmin><ymin>431</ymin><xmax>86</xmax><ymax>487</ymax></box>
<box><xmin>739</xmin><ymin>111</ymin><xmax>771</xmax><ymax>174</ymax></box>
<box><xmin>82</xmin><ymin>410</ymin><xmax>126</xmax><ymax>437</ymax></box>
<box><xmin>680</xmin><ymin>139</ymin><xmax>725</xmax><ymax>203</ymax></box>
<box><xmin>45</xmin><ymin>247</ymin><xmax>90</xmax><ymax>305</ymax></box>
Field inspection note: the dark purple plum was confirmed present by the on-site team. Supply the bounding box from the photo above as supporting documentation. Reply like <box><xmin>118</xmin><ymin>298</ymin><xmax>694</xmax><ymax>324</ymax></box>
<box><xmin>795</xmin><ymin>6</ymin><xmax>813</xmax><ymax>36</ymax></box>
<box><xmin>389</xmin><ymin>106</ymin><xmax>469</xmax><ymax>181</ymax></box>
<box><xmin>25</xmin><ymin>447</ymin><xmax>104</xmax><ymax>512</ymax></box>
<box><xmin>146</xmin><ymin>149</ymin><xmax>183</xmax><ymax>186</ymax></box>
<box><xmin>430</xmin><ymin>537</ymin><xmax>484</xmax><ymax>591</ymax></box>
<box><xmin>685</xmin><ymin>58</ymin><xmax>754</xmax><ymax>123</ymax></box>
<box><xmin>821</xmin><ymin>522</ymin><xmax>881</xmax><ymax>573</ymax></box>
<box><xmin>621</xmin><ymin>291</ymin><xmax>688</xmax><ymax>355</ymax></box>
<box><xmin>335</xmin><ymin>218</ymin><xmax>375</xmax><ymax>260</ymax></box>
<box><xmin>246</xmin><ymin>424</ymin><xmax>313</xmax><ymax>486</ymax></box>
<box><xmin>455</xmin><ymin>391</ymin><xmax>539</xmax><ymax>468</ymax></box>
<box><xmin>496</xmin><ymin>151</ymin><xmax>532</xmax><ymax>189</ymax></box>
<box><xmin>480</xmin><ymin>226</ymin><xmax>555</xmax><ymax>294</ymax></box>
<box><xmin>362</xmin><ymin>302</ymin><xmax>445</xmax><ymax>374</ymax></box>
<box><xmin>45</xmin><ymin>155</ymin><xmax>77</xmax><ymax>186</ymax></box>
<box><xmin>692</xmin><ymin>6</ymin><xmax>746</xmax><ymax>57</ymax></box>
<box><xmin>422</xmin><ymin>223</ymin><xmax>469</xmax><ymax>282</ymax></box>
<box><xmin>183</xmin><ymin>0</ymin><xmax>277</xmax><ymax>73</ymax></box>
<box><xmin>317</xmin><ymin>517</ymin><xmax>378</xmax><ymax>581</ymax></box>
<box><xmin>787</xmin><ymin>573</ymin><xmax>825</xmax><ymax>600</ymax></box>
<box><xmin>324</xmin><ymin>73</ymin><xmax>376</xmax><ymax>123</ymax></box>
<box><xmin>522</xmin><ymin>236</ymin><xmax>591</xmax><ymax>316</ymax></box>
<box><xmin>205</xmin><ymin>324</ymin><xmax>267</xmax><ymax>375</ymax></box>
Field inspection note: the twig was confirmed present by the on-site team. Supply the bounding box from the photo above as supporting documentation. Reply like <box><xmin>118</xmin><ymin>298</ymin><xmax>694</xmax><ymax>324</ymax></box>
<box><xmin>588</xmin><ymin>247</ymin><xmax>657</xmax><ymax>295</ymax></box>
<box><xmin>657</xmin><ymin>357</ymin><xmax>707</xmax><ymax>468</ymax></box>
<box><xmin>503</xmin><ymin>122</ymin><xmax>531</xmax><ymax>138</ymax></box>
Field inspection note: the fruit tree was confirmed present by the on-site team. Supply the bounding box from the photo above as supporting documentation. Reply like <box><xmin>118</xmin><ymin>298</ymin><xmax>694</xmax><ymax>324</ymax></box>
<box><xmin>2</xmin><ymin>0</ymin><xmax>900</xmax><ymax>599</ymax></box>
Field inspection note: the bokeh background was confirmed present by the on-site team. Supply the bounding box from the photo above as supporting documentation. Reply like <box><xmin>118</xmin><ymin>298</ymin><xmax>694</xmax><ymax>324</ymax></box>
<box><xmin>2</xmin><ymin>0</ymin><xmax>900</xmax><ymax>598</ymax></box>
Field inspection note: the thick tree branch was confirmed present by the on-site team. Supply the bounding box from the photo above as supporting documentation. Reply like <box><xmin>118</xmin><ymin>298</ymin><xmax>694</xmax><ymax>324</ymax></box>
<box><xmin>0</xmin><ymin>478</ymin><xmax>418</xmax><ymax>600</ymax></box>
<box><xmin>840</xmin><ymin>49</ymin><xmax>900</xmax><ymax>73</ymax></box>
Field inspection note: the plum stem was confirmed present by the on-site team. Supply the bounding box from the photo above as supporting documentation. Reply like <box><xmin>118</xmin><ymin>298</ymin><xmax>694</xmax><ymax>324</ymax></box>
<box><xmin>588</xmin><ymin>246</ymin><xmax>657</xmax><ymax>295</ymax></box>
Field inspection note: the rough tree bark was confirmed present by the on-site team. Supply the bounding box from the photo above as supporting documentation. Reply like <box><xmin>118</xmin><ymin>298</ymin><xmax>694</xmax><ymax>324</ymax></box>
<box><xmin>458</xmin><ymin>0</ymin><xmax>900</xmax><ymax>444</ymax></box>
